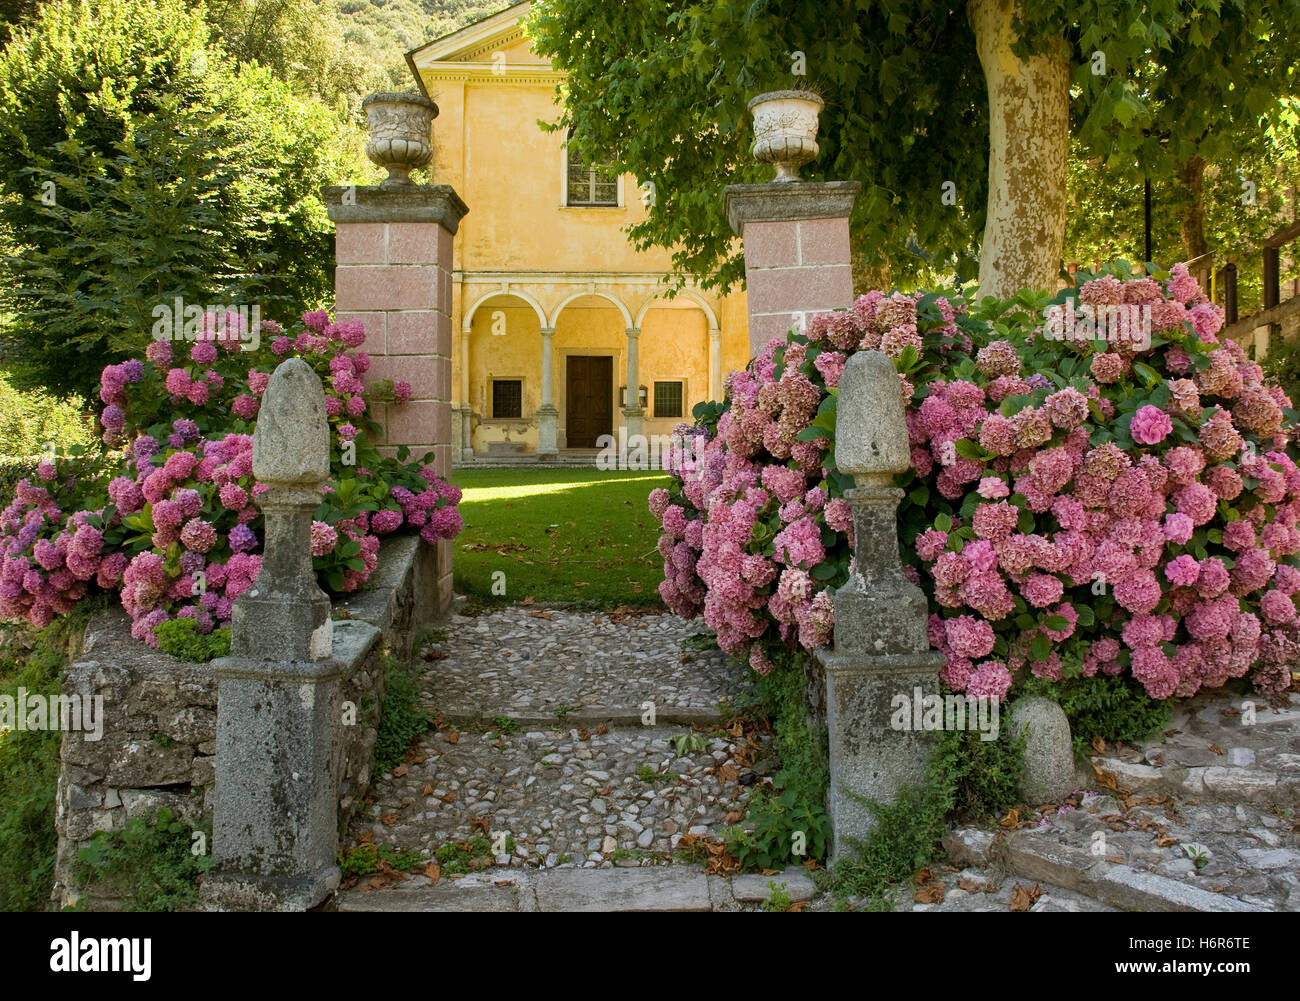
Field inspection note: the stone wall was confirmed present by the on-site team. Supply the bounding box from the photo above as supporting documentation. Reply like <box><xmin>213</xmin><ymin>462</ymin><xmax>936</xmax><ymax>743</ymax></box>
<box><xmin>52</xmin><ymin>533</ymin><xmax>440</xmax><ymax>909</ymax></box>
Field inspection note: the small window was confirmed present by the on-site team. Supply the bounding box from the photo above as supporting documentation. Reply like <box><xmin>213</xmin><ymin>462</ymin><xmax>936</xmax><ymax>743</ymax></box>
<box><xmin>566</xmin><ymin>137</ymin><xmax>618</xmax><ymax>206</ymax></box>
<box><xmin>492</xmin><ymin>379</ymin><xmax>522</xmax><ymax>419</ymax></box>
<box><xmin>653</xmin><ymin>381</ymin><xmax>683</xmax><ymax>419</ymax></box>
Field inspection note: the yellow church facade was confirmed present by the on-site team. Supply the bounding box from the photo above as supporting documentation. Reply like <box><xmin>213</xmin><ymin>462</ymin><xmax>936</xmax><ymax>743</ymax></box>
<box><xmin>407</xmin><ymin>2</ymin><xmax>750</xmax><ymax>462</ymax></box>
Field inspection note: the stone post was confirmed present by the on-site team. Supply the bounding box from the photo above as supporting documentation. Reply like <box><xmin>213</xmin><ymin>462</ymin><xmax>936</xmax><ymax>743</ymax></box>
<box><xmin>821</xmin><ymin>351</ymin><xmax>944</xmax><ymax>860</ymax></box>
<box><xmin>203</xmin><ymin>358</ymin><xmax>342</xmax><ymax>911</ymax></box>
<box><xmin>623</xmin><ymin>326</ymin><xmax>644</xmax><ymax>439</ymax></box>
<box><xmin>538</xmin><ymin>326</ymin><xmax>558</xmax><ymax>459</ymax></box>
<box><xmin>708</xmin><ymin>326</ymin><xmax>723</xmax><ymax>403</ymax></box>
<box><xmin>724</xmin><ymin>181</ymin><xmax>860</xmax><ymax>357</ymax></box>
<box><xmin>323</xmin><ymin>184</ymin><xmax>466</xmax><ymax>615</ymax></box>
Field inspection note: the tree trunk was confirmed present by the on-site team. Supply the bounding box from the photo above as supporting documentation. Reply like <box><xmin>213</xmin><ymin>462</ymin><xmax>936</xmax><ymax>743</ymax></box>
<box><xmin>1179</xmin><ymin>155</ymin><xmax>1209</xmax><ymax>261</ymax></box>
<box><xmin>968</xmin><ymin>0</ymin><xmax>1069</xmax><ymax>298</ymax></box>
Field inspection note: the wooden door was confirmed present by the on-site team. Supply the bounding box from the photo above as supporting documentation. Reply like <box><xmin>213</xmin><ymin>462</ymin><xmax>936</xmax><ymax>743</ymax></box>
<box><xmin>565</xmin><ymin>355</ymin><xmax>613</xmax><ymax>448</ymax></box>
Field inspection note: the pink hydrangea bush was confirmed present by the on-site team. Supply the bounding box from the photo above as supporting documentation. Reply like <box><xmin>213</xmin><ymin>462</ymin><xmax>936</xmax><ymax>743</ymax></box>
<box><xmin>0</xmin><ymin>310</ymin><xmax>462</xmax><ymax>649</ymax></box>
<box><xmin>652</xmin><ymin>263</ymin><xmax>1298</xmax><ymax>703</ymax></box>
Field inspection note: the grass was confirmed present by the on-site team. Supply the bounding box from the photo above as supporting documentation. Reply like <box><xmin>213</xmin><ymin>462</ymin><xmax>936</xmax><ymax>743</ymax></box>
<box><xmin>450</xmin><ymin>468</ymin><xmax>670</xmax><ymax>608</ymax></box>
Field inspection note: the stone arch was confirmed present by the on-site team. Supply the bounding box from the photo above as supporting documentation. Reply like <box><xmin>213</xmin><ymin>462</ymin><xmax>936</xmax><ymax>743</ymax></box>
<box><xmin>548</xmin><ymin>289</ymin><xmax>632</xmax><ymax>329</ymax></box>
<box><xmin>633</xmin><ymin>288</ymin><xmax>719</xmax><ymax>330</ymax></box>
<box><xmin>463</xmin><ymin>288</ymin><xmax>548</xmax><ymax>331</ymax></box>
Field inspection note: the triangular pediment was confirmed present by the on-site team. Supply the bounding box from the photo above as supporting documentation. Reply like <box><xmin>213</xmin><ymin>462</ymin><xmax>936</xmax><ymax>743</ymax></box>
<box><xmin>408</xmin><ymin>2</ymin><xmax>542</xmax><ymax>67</ymax></box>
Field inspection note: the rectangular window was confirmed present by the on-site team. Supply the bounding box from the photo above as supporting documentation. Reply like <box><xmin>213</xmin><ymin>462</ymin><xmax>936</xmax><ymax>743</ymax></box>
<box><xmin>653</xmin><ymin>380</ymin><xmax>683</xmax><ymax>419</ymax></box>
<box><xmin>491</xmin><ymin>379</ymin><xmax>523</xmax><ymax>419</ymax></box>
<box><xmin>566</xmin><ymin>143</ymin><xmax>618</xmax><ymax>206</ymax></box>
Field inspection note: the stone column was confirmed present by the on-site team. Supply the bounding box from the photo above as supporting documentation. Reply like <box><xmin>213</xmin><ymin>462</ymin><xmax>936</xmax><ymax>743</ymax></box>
<box><xmin>623</xmin><ymin>326</ymin><xmax>644</xmax><ymax>440</ymax></box>
<box><xmin>459</xmin><ymin>328</ymin><xmax>473</xmax><ymax>460</ymax></box>
<box><xmin>724</xmin><ymin>181</ymin><xmax>860</xmax><ymax>357</ymax></box>
<box><xmin>537</xmin><ymin>326</ymin><xmax>558</xmax><ymax>460</ymax></box>
<box><xmin>324</xmin><ymin>184</ymin><xmax>466</xmax><ymax>615</ymax></box>
<box><xmin>708</xmin><ymin>327</ymin><xmax>723</xmax><ymax>402</ymax></box>
<box><xmin>203</xmin><ymin>358</ymin><xmax>342</xmax><ymax>911</ymax></box>
<box><xmin>820</xmin><ymin>351</ymin><xmax>944</xmax><ymax>861</ymax></box>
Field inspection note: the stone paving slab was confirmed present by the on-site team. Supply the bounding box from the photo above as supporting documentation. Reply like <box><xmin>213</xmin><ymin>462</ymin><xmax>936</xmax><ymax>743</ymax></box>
<box><xmin>533</xmin><ymin>866</ymin><xmax>712</xmax><ymax>911</ymax></box>
<box><xmin>337</xmin><ymin>865</ymin><xmax>809</xmax><ymax>912</ymax></box>
<box><xmin>419</xmin><ymin>606</ymin><xmax>741</xmax><ymax>724</ymax></box>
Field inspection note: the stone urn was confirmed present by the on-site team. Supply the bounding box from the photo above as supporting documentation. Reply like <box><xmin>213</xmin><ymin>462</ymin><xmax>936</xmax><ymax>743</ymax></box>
<box><xmin>748</xmin><ymin>90</ymin><xmax>824</xmax><ymax>182</ymax></box>
<box><xmin>362</xmin><ymin>92</ymin><xmax>438</xmax><ymax>188</ymax></box>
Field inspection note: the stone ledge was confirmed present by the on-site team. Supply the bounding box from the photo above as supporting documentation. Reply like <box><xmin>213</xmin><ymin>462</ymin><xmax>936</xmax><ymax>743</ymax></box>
<box><xmin>323</xmin><ymin>185</ymin><xmax>468</xmax><ymax>233</ymax></box>
<box><xmin>724</xmin><ymin>180</ymin><xmax>860</xmax><ymax>235</ymax></box>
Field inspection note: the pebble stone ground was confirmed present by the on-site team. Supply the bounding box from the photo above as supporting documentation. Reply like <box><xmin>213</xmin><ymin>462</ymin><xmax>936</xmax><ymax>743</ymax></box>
<box><xmin>341</xmin><ymin>603</ymin><xmax>783</xmax><ymax>909</ymax></box>
<box><xmin>339</xmin><ymin>602</ymin><xmax>1300</xmax><ymax>912</ymax></box>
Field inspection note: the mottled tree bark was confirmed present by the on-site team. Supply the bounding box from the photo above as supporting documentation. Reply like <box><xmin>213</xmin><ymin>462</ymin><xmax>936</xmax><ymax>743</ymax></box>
<box><xmin>968</xmin><ymin>0</ymin><xmax>1069</xmax><ymax>297</ymax></box>
<box><xmin>1179</xmin><ymin>156</ymin><xmax>1209</xmax><ymax>261</ymax></box>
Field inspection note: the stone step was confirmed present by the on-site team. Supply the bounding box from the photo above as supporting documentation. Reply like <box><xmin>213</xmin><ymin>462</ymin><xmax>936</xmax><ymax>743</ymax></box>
<box><xmin>337</xmin><ymin>864</ymin><xmax>817</xmax><ymax>912</ymax></box>
<box><xmin>436</xmin><ymin>705</ymin><xmax>728</xmax><ymax>729</ymax></box>
<box><xmin>944</xmin><ymin>827</ymin><xmax>1275</xmax><ymax>912</ymax></box>
<box><xmin>1090</xmin><ymin>753</ymin><xmax>1297</xmax><ymax>806</ymax></box>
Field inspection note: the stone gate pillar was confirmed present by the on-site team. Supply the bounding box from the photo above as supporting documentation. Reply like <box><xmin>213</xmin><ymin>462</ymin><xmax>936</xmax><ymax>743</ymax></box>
<box><xmin>324</xmin><ymin>184</ymin><xmax>467</xmax><ymax>614</ymax></box>
<box><xmin>724</xmin><ymin>181</ymin><xmax>860</xmax><ymax>357</ymax></box>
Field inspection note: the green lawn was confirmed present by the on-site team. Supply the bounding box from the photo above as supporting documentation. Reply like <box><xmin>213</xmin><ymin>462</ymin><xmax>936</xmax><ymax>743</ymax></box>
<box><xmin>450</xmin><ymin>468</ymin><xmax>670</xmax><ymax>607</ymax></box>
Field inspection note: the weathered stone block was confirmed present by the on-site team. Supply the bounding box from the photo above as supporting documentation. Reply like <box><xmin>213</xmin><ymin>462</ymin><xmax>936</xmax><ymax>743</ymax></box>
<box><xmin>1010</xmin><ymin>695</ymin><xmax>1075</xmax><ymax>803</ymax></box>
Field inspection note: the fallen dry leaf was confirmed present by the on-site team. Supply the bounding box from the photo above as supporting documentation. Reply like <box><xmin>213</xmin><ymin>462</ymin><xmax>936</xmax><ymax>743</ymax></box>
<box><xmin>1008</xmin><ymin>883</ymin><xmax>1042</xmax><ymax>912</ymax></box>
<box><xmin>529</xmin><ymin>610</ymin><xmax>553</xmax><ymax>620</ymax></box>
<box><xmin>724</xmin><ymin>811</ymin><xmax>745</xmax><ymax>824</ymax></box>
<box><xmin>788</xmin><ymin>900</ymin><xmax>807</xmax><ymax>912</ymax></box>
<box><xmin>717</xmin><ymin>763</ymin><xmax>739</xmax><ymax>784</ymax></box>
<box><xmin>422</xmin><ymin>784</ymin><xmax>434</xmax><ymax>797</ymax></box>
<box><xmin>391</xmin><ymin>764</ymin><xmax>408</xmax><ymax>777</ymax></box>
<box><xmin>380</xmin><ymin>812</ymin><xmax>398</xmax><ymax>826</ymax></box>
<box><xmin>594</xmin><ymin>722</ymin><xmax>609</xmax><ymax>736</ymax></box>
<box><xmin>1105</xmin><ymin>855</ymin><xmax>1125</xmax><ymax>864</ymax></box>
<box><xmin>1209</xmin><ymin>743</ymin><xmax>1224</xmax><ymax>755</ymax></box>
<box><xmin>522</xmin><ymin>596</ymin><xmax>534</xmax><ymax>605</ymax></box>
<box><xmin>445</xmin><ymin>730</ymin><xmax>460</xmax><ymax>745</ymax></box>
<box><xmin>1156</xmin><ymin>837</ymin><xmax>1180</xmax><ymax>848</ymax></box>
<box><xmin>956</xmin><ymin>877</ymin><xmax>984</xmax><ymax>893</ymax></box>
<box><xmin>914</xmin><ymin>882</ymin><xmax>945</xmax><ymax>904</ymax></box>
<box><xmin>1091</xmin><ymin>735</ymin><xmax>1106</xmax><ymax>755</ymax></box>
<box><xmin>998</xmin><ymin>809</ymin><xmax>1020</xmax><ymax>830</ymax></box>
<box><xmin>423</xmin><ymin>862</ymin><xmax>441</xmax><ymax>886</ymax></box>
<box><xmin>422</xmin><ymin>649</ymin><xmax>447</xmax><ymax>661</ymax></box>
<box><xmin>437</xmin><ymin>791</ymin><xmax>457</xmax><ymax>804</ymax></box>
<box><xmin>914</xmin><ymin>867</ymin><xmax>936</xmax><ymax>885</ymax></box>
<box><xmin>1094</xmin><ymin>766</ymin><xmax>1119</xmax><ymax>791</ymax></box>
<box><xmin>470</xmin><ymin>816</ymin><xmax>491</xmax><ymax>835</ymax></box>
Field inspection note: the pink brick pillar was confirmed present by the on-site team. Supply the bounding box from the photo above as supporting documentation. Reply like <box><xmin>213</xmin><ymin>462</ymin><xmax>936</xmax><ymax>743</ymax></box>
<box><xmin>324</xmin><ymin>184</ymin><xmax>468</xmax><ymax>614</ymax></box>
<box><xmin>725</xmin><ymin>181</ymin><xmax>860</xmax><ymax>357</ymax></box>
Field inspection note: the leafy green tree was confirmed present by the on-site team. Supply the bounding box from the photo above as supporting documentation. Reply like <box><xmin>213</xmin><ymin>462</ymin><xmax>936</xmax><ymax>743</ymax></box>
<box><xmin>530</xmin><ymin>0</ymin><xmax>1300</xmax><ymax>298</ymax></box>
<box><xmin>0</xmin><ymin>0</ymin><xmax>343</xmax><ymax>399</ymax></box>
